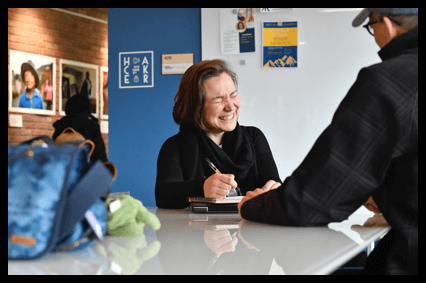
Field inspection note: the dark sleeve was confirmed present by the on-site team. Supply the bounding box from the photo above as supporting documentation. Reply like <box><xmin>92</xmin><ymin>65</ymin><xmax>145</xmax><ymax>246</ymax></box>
<box><xmin>155</xmin><ymin>137</ymin><xmax>205</xmax><ymax>209</ymax></box>
<box><xmin>83</xmin><ymin>121</ymin><xmax>108</xmax><ymax>163</ymax></box>
<box><xmin>241</xmin><ymin>68</ymin><xmax>403</xmax><ymax>226</ymax></box>
<box><xmin>91</xmin><ymin>123</ymin><xmax>108</xmax><ymax>163</ymax></box>
<box><xmin>52</xmin><ymin>128</ymin><xmax>61</xmax><ymax>141</ymax></box>
<box><xmin>239</xmin><ymin>127</ymin><xmax>281</xmax><ymax>194</ymax></box>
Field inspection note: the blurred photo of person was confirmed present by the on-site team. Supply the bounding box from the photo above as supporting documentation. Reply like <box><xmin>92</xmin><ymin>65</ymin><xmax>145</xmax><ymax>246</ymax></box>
<box><xmin>18</xmin><ymin>60</ymin><xmax>44</xmax><ymax>109</ymax></box>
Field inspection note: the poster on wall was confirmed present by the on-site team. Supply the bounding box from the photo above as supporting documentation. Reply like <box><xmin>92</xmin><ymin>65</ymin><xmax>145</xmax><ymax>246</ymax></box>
<box><xmin>59</xmin><ymin>59</ymin><xmax>99</xmax><ymax>117</ymax></box>
<box><xmin>100</xmin><ymin>66</ymin><xmax>108</xmax><ymax>120</ymax></box>
<box><xmin>220</xmin><ymin>8</ymin><xmax>255</xmax><ymax>55</ymax></box>
<box><xmin>119</xmin><ymin>51</ymin><xmax>154</xmax><ymax>88</ymax></box>
<box><xmin>9</xmin><ymin>50</ymin><xmax>56</xmax><ymax>116</ymax></box>
<box><xmin>263</xmin><ymin>22</ymin><xmax>298</xmax><ymax>68</ymax></box>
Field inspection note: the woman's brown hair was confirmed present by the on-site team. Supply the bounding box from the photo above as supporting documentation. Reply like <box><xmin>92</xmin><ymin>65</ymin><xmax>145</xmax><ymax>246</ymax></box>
<box><xmin>172</xmin><ymin>59</ymin><xmax>237</xmax><ymax>130</ymax></box>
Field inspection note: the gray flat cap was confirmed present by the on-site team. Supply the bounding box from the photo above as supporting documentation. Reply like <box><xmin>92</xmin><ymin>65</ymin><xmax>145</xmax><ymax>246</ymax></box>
<box><xmin>352</xmin><ymin>8</ymin><xmax>418</xmax><ymax>27</ymax></box>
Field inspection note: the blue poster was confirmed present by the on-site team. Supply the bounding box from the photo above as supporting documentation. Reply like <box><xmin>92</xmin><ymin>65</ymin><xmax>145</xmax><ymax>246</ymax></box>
<box><xmin>239</xmin><ymin>27</ymin><xmax>255</xmax><ymax>53</ymax></box>
<box><xmin>119</xmin><ymin>51</ymin><xmax>154</xmax><ymax>88</ymax></box>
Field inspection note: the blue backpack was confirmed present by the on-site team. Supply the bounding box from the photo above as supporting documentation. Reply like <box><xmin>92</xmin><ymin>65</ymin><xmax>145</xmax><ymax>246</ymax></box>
<box><xmin>8</xmin><ymin>136</ymin><xmax>115</xmax><ymax>260</ymax></box>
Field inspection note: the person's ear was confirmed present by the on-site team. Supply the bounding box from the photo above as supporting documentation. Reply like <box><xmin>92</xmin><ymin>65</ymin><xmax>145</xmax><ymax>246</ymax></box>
<box><xmin>382</xmin><ymin>16</ymin><xmax>398</xmax><ymax>40</ymax></box>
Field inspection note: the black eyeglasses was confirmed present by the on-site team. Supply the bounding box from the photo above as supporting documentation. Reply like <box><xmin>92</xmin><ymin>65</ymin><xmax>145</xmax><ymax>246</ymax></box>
<box><xmin>363</xmin><ymin>18</ymin><xmax>402</xmax><ymax>36</ymax></box>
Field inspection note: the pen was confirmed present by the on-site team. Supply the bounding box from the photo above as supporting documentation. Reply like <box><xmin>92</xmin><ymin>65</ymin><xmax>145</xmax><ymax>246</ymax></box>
<box><xmin>205</xmin><ymin>158</ymin><xmax>241</xmax><ymax>196</ymax></box>
<box><xmin>205</xmin><ymin>158</ymin><xmax>220</xmax><ymax>174</ymax></box>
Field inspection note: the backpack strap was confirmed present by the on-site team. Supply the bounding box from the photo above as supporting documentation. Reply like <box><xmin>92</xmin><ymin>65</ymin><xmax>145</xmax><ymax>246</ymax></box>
<box><xmin>58</xmin><ymin>160</ymin><xmax>113</xmax><ymax>239</ymax></box>
<box><xmin>55</xmin><ymin>127</ymin><xmax>85</xmax><ymax>143</ymax></box>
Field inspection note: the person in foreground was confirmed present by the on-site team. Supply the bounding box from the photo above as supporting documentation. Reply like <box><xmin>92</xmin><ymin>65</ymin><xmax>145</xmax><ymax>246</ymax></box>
<box><xmin>238</xmin><ymin>8</ymin><xmax>418</xmax><ymax>275</ymax></box>
<box><xmin>155</xmin><ymin>59</ymin><xmax>281</xmax><ymax>209</ymax></box>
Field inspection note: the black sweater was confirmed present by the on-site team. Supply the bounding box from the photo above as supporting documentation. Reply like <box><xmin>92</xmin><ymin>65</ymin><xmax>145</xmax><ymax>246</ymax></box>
<box><xmin>155</xmin><ymin>125</ymin><xmax>281</xmax><ymax>209</ymax></box>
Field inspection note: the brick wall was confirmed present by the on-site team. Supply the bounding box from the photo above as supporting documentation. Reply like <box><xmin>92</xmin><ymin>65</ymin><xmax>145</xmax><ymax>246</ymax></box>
<box><xmin>8</xmin><ymin>8</ymin><xmax>109</xmax><ymax>156</ymax></box>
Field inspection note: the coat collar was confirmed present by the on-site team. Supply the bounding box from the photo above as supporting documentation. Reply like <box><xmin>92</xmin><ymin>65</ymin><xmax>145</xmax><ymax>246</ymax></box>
<box><xmin>378</xmin><ymin>26</ymin><xmax>418</xmax><ymax>61</ymax></box>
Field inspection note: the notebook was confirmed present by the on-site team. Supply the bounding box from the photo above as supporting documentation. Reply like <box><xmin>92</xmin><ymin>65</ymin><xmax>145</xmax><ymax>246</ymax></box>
<box><xmin>188</xmin><ymin>196</ymin><xmax>243</xmax><ymax>213</ymax></box>
<box><xmin>188</xmin><ymin>196</ymin><xmax>243</xmax><ymax>204</ymax></box>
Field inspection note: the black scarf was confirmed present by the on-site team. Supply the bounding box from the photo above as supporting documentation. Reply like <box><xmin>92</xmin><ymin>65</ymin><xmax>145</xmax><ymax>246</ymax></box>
<box><xmin>177</xmin><ymin>123</ymin><xmax>257</xmax><ymax>184</ymax></box>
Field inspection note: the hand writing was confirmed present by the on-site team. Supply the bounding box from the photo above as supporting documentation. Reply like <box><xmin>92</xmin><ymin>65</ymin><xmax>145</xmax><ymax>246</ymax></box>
<box><xmin>204</xmin><ymin>173</ymin><xmax>238</xmax><ymax>199</ymax></box>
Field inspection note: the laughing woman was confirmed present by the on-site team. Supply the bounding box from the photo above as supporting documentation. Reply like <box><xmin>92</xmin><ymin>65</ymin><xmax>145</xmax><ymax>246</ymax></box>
<box><xmin>155</xmin><ymin>59</ymin><xmax>281</xmax><ymax>209</ymax></box>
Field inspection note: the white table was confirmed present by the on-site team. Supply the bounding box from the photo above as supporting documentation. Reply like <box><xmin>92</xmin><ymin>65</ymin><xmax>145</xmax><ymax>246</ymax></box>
<box><xmin>8</xmin><ymin>206</ymin><xmax>389</xmax><ymax>275</ymax></box>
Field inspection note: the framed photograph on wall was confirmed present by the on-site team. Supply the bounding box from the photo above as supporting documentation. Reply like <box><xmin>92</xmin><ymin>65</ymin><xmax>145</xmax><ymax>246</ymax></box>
<box><xmin>9</xmin><ymin>50</ymin><xmax>56</xmax><ymax>116</ymax></box>
<box><xmin>59</xmin><ymin>59</ymin><xmax>98</xmax><ymax>117</ymax></box>
<box><xmin>100</xmin><ymin>66</ymin><xmax>108</xmax><ymax>120</ymax></box>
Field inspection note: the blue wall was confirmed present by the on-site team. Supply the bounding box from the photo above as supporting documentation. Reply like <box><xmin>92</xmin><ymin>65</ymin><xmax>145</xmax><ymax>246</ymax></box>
<box><xmin>108</xmin><ymin>8</ymin><xmax>201</xmax><ymax>206</ymax></box>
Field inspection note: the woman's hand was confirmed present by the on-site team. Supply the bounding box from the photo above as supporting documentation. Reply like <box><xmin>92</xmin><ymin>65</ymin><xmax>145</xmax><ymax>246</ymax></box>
<box><xmin>204</xmin><ymin>173</ymin><xmax>238</xmax><ymax>199</ymax></box>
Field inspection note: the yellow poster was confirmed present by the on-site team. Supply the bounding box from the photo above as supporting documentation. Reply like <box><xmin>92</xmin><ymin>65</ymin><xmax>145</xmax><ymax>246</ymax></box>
<box><xmin>263</xmin><ymin>22</ymin><xmax>298</xmax><ymax>68</ymax></box>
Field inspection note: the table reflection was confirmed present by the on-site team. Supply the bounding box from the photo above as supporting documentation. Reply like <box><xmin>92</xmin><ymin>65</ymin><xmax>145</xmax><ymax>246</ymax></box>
<box><xmin>8</xmin><ymin>208</ymin><xmax>389</xmax><ymax>275</ymax></box>
<box><xmin>155</xmin><ymin>208</ymin><xmax>388</xmax><ymax>275</ymax></box>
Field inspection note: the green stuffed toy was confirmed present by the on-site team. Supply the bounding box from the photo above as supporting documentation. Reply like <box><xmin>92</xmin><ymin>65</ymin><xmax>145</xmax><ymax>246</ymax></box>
<box><xmin>106</xmin><ymin>195</ymin><xmax>161</xmax><ymax>236</ymax></box>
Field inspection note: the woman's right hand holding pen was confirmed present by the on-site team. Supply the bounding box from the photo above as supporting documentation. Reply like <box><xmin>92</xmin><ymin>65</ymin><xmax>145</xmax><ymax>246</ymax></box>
<box><xmin>204</xmin><ymin>173</ymin><xmax>238</xmax><ymax>199</ymax></box>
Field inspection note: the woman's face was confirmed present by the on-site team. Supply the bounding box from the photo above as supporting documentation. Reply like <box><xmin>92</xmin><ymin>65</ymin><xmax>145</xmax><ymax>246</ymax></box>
<box><xmin>201</xmin><ymin>72</ymin><xmax>240</xmax><ymax>135</ymax></box>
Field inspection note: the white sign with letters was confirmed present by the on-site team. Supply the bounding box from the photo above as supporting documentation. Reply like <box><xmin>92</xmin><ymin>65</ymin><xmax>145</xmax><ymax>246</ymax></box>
<box><xmin>119</xmin><ymin>51</ymin><xmax>154</xmax><ymax>89</ymax></box>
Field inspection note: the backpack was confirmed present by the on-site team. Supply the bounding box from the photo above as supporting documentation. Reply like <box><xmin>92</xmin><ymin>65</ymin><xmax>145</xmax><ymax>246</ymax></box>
<box><xmin>8</xmin><ymin>136</ymin><xmax>115</xmax><ymax>259</ymax></box>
